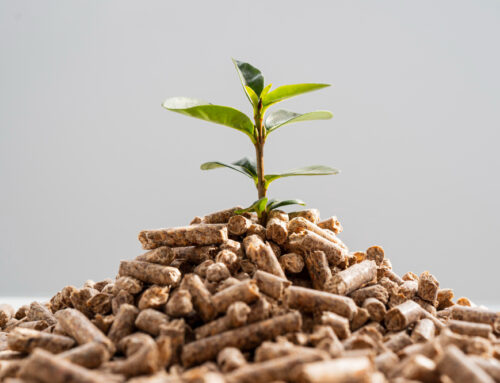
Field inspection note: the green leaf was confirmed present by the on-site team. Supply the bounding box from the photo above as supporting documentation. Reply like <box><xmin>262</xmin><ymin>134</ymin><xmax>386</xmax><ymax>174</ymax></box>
<box><xmin>264</xmin><ymin>165</ymin><xmax>339</xmax><ymax>187</ymax></box>
<box><xmin>260</xmin><ymin>83</ymin><xmax>273</xmax><ymax>99</ymax></box>
<box><xmin>163</xmin><ymin>97</ymin><xmax>255</xmax><ymax>143</ymax></box>
<box><xmin>262</xmin><ymin>83</ymin><xmax>330</xmax><ymax>108</ymax></box>
<box><xmin>264</xmin><ymin>109</ymin><xmax>333</xmax><ymax>134</ymax></box>
<box><xmin>200</xmin><ymin>157</ymin><xmax>258</xmax><ymax>183</ymax></box>
<box><xmin>235</xmin><ymin>197</ymin><xmax>268</xmax><ymax>217</ymax></box>
<box><xmin>245</xmin><ymin>86</ymin><xmax>259</xmax><ymax>108</ymax></box>
<box><xmin>232</xmin><ymin>59</ymin><xmax>265</xmax><ymax>103</ymax></box>
<box><xmin>232</xmin><ymin>157</ymin><xmax>258</xmax><ymax>178</ymax></box>
<box><xmin>267</xmin><ymin>199</ymin><xmax>306</xmax><ymax>211</ymax></box>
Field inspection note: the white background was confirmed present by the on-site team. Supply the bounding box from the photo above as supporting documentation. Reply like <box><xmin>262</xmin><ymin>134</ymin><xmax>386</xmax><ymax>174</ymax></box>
<box><xmin>1</xmin><ymin>1</ymin><xmax>499</xmax><ymax>304</ymax></box>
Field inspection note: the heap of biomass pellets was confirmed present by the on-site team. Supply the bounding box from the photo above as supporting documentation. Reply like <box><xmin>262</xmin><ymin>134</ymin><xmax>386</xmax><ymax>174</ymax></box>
<box><xmin>1</xmin><ymin>206</ymin><xmax>500</xmax><ymax>383</ymax></box>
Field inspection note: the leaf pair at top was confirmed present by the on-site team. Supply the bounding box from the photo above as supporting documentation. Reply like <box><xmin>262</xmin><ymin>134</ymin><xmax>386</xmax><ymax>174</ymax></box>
<box><xmin>235</xmin><ymin>197</ymin><xmax>306</xmax><ymax>219</ymax></box>
<box><xmin>162</xmin><ymin>59</ymin><xmax>333</xmax><ymax>143</ymax></box>
<box><xmin>232</xmin><ymin>59</ymin><xmax>330</xmax><ymax>110</ymax></box>
<box><xmin>201</xmin><ymin>157</ymin><xmax>339</xmax><ymax>190</ymax></box>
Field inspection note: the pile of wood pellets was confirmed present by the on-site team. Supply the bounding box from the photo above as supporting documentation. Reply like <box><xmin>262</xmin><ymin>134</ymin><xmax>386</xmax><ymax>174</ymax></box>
<box><xmin>1</xmin><ymin>206</ymin><xmax>499</xmax><ymax>383</ymax></box>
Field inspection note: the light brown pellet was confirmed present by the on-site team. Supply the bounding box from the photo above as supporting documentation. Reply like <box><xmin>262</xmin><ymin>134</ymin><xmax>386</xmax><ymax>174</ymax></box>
<box><xmin>349</xmin><ymin>284</ymin><xmax>389</xmax><ymax>306</ymax></box>
<box><xmin>108</xmin><ymin>304</ymin><xmax>138</xmax><ymax>344</ymax></box>
<box><xmin>296</xmin><ymin>356</ymin><xmax>374</xmax><ymax>383</ymax></box>
<box><xmin>288</xmin><ymin>209</ymin><xmax>320</xmax><ymax>224</ymax></box>
<box><xmin>119</xmin><ymin>260</ymin><xmax>181</xmax><ymax>287</ymax></box>
<box><xmin>165</xmin><ymin>289</ymin><xmax>193</xmax><ymax>318</ymax></box>
<box><xmin>448</xmin><ymin>319</ymin><xmax>493</xmax><ymax>339</ymax></box>
<box><xmin>437</xmin><ymin>288</ymin><xmax>455</xmax><ymax>310</ymax></box>
<box><xmin>54</xmin><ymin>308</ymin><xmax>115</xmax><ymax>354</ymax></box>
<box><xmin>326</xmin><ymin>260</ymin><xmax>377</xmax><ymax>296</ymax></box>
<box><xmin>385</xmin><ymin>301</ymin><xmax>423</xmax><ymax>331</ymax></box>
<box><xmin>253</xmin><ymin>270</ymin><xmax>291</xmax><ymax>301</ymax></box>
<box><xmin>228</xmin><ymin>215</ymin><xmax>252</xmax><ymax>236</ymax></box>
<box><xmin>411</xmin><ymin>318</ymin><xmax>436</xmax><ymax>342</ymax></box>
<box><xmin>437</xmin><ymin>344</ymin><xmax>494</xmax><ymax>383</ymax></box>
<box><xmin>59</xmin><ymin>341</ymin><xmax>110</xmax><ymax>369</ymax></box>
<box><xmin>418</xmin><ymin>271</ymin><xmax>439</xmax><ymax>303</ymax></box>
<box><xmin>266</xmin><ymin>218</ymin><xmax>288</xmax><ymax>245</ymax></box>
<box><xmin>139</xmin><ymin>224</ymin><xmax>228</xmax><ymax>249</ymax></box>
<box><xmin>19</xmin><ymin>348</ymin><xmax>121</xmax><ymax>383</ymax></box>
<box><xmin>194</xmin><ymin>302</ymin><xmax>250</xmax><ymax>339</ymax></box>
<box><xmin>303</xmin><ymin>250</ymin><xmax>332</xmax><ymax>290</ymax></box>
<box><xmin>451</xmin><ymin>306</ymin><xmax>499</xmax><ymax>332</ymax></box>
<box><xmin>320</xmin><ymin>311</ymin><xmax>351</xmax><ymax>340</ymax></box>
<box><xmin>225</xmin><ymin>351</ymin><xmax>325</xmax><ymax>383</ymax></box>
<box><xmin>7</xmin><ymin>328</ymin><xmax>75</xmax><ymax>354</ymax></box>
<box><xmin>288</xmin><ymin>217</ymin><xmax>347</xmax><ymax>251</ymax></box>
<box><xmin>212</xmin><ymin>279</ymin><xmax>260</xmax><ymax>313</ymax></box>
<box><xmin>288</xmin><ymin>230</ymin><xmax>345</xmax><ymax>267</ymax></box>
<box><xmin>217</xmin><ymin>347</ymin><xmax>246</xmax><ymax>373</ymax></box>
<box><xmin>279</xmin><ymin>253</ymin><xmax>305</xmax><ymax>274</ymax></box>
<box><xmin>181</xmin><ymin>311</ymin><xmax>302</xmax><ymax>367</ymax></box>
<box><xmin>134</xmin><ymin>309</ymin><xmax>169</xmax><ymax>336</ymax></box>
<box><xmin>317</xmin><ymin>216</ymin><xmax>342</xmax><ymax>234</ymax></box>
<box><xmin>363</xmin><ymin>298</ymin><xmax>386</xmax><ymax>322</ymax></box>
<box><xmin>243</xmin><ymin>235</ymin><xmax>285</xmax><ymax>278</ymax></box>
<box><xmin>284</xmin><ymin>286</ymin><xmax>357</xmax><ymax>320</ymax></box>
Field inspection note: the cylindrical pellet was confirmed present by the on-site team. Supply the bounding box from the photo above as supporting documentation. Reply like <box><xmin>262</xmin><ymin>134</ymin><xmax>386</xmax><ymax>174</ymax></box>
<box><xmin>181</xmin><ymin>312</ymin><xmax>302</xmax><ymax>367</ymax></box>
<box><xmin>108</xmin><ymin>304</ymin><xmax>138</xmax><ymax>344</ymax></box>
<box><xmin>284</xmin><ymin>286</ymin><xmax>357</xmax><ymax>320</ymax></box>
<box><xmin>327</xmin><ymin>260</ymin><xmax>377</xmax><ymax>295</ymax></box>
<box><xmin>253</xmin><ymin>270</ymin><xmax>291</xmax><ymax>300</ymax></box>
<box><xmin>243</xmin><ymin>235</ymin><xmax>285</xmax><ymax>278</ymax></box>
<box><xmin>288</xmin><ymin>231</ymin><xmax>345</xmax><ymax>266</ymax></box>
<box><xmin>118</xmin><ymin>260</ymin><xmax>181</xmax><ymax>286</ymax></box>
<box><xmin>288</xmin><ymin>217</ymin><xmax>347</xmax><ymax>250</ymax></box>
<box><xmin>266</xmin><ymin>218</ymin><xmax>288</xmax><ymax>245</ymax></box>
<box><xmin>296</xmin><ymin>356</ymin><xmax>374</xmax><ymax>383</ymax></box>
<box><xmin>317</xmin><ymin>216</ymin><xmax>342</xmax><ymax>234</ymax></box>
<box><xmin>385</xmin><ymin>300</ymin><xmax>423</xmax><ymax>331</ymax></box>
<box><xmin>448</xmin><ymin>319</ymin><xmax>493</xmax><ymax>339</ymax></box>
<box><xmin>228</xmin><ymin>215</ymin><xmax>252</xmax><ymax>236</ymax></box>
<box><xmin>451</xmin><ymin>306</ymin><xmax>500</xmax><ymax>332</ymax></box>
<box><xmin>138</xmin><ymin>224</ymin><xmax>228</xmax><ymax>249</ymax></box>
<box><xmin>212</xmin><ymin>279</ymin><xmax>260</xmax><ymax>313</ymax></box>
<box><xmin>7</xmin><ymin>328</ymin><xmax>75</xmax><ymax>354</ymax></box>
<box><xmin>304</xmin><ymin>250</ymin><xmax>331</xmax><ymax>290</ymax></box>
<box><xmin>437</xmin><ymin>344</ymin><xmax>495</xmax><ymax>383</ymax></box>
<box><xmin>54</xmin><ymin>308</ymin><xmax>115</xmax><ymax>354</ymax></box>
<box><xmin>411</xmin><ymin>318</ymin><xmax>436</xmax><ymax>342</ymax></box>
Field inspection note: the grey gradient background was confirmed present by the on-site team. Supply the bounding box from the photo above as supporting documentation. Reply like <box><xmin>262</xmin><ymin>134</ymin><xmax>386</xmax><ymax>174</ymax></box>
<box><xmin>1</xmin><ymin>1</ymin><xmax>499</xmax><ymax>303</ymax></box>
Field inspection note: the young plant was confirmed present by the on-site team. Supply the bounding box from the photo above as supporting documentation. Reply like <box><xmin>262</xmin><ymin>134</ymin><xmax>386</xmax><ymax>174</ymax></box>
<box><xmin>163</xmin><ymin>59</ymin><xmax>338</xmax><ymax>223</ymax></box>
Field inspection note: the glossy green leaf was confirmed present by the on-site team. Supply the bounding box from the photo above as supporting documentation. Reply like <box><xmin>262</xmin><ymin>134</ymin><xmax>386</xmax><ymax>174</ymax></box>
<box><xmin>264</xmin><ymin>109</ymin><xmax>333</xmax><ymax>134</ymax></box>
<box><xmin>262</xmin><ymin>83</ymin><xmax>330</xmax><ymax>107</ymax></box>
<box><xmin>163</xmin><ymin>97</ymin><xmax>255</xmax><ymax>142</ymax></box>
<box><xmin>232</xmin><ymin>59</ymin><xmax>265</xmax><ymax>103</ymax></box>
<box><xmin>264</xmin><ymin>165</ymin><xmax>339</xmax><ymax>186</ymax></box>
<box><xmin>260</xmin><ymin>83</ymin><xmax>273</xmax><ymax>99</ymax></box>
<box><xmin>232</xmin><ymin>157</ymin><xmax>258</xmax><ymax>178</ymax></box>
<box><xmin>267</xmin><ymin>199</ymin><xmax>306</xmax><ymax>211</ymax></box>
<box><xmin>235</xmin><ymin>197</ymin><xmax>268</xmax><ymax>216</ymax></box>
<box><xmin>245</xmin><ymin>86</ymin><xmax>259</xmax><ymax>108</ymax></box>
<box><xmin>200</xmin><ymin>157</ymin><xmax>258</xmax><ymax>182</ymax></box>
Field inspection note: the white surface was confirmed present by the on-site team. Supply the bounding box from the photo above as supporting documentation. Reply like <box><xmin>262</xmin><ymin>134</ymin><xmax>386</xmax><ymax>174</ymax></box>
<box><xmin>1</xmin><ymin>297</ymin><xmax>498</xmax><ymax>312</ymax></box>
<box><xmin>1</xmin><ymin>297</ymin><xmax>49</xmax><ymax>309</ymax></box>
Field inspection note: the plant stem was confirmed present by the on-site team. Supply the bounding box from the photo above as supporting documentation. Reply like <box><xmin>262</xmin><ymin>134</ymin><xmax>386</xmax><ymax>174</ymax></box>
<box><xmin>254</xmin><ymin>101</ymin><xmax>266</xmax><ymax>200</ymax></box>
<box><xmin>254</xmin><ymin>101</ymin><xmax>267</xmax><ymax>225</ymax></box>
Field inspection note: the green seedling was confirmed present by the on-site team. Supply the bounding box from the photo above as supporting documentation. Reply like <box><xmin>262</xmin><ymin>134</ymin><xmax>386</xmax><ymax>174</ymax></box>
<box><xmin>163</xmin><ymin>59</ymin><xmax>338</xmax><ymax>223</ymax></box>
